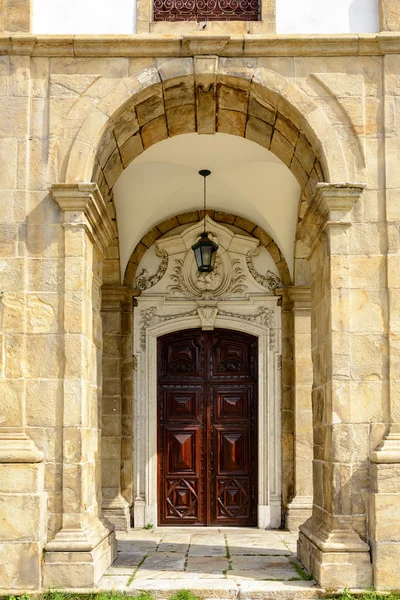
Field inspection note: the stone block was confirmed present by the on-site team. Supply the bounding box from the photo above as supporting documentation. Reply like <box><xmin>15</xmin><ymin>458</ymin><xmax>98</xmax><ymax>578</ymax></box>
<box><xmin>0</xmin><ymin>542</ymin><xmax>42</xmax><ymax>590</ymax></box>
<box><xmin>0</xmin><ymin>493</ymin><xmax>45</xmax><ymax>541</ymax></box>
<box><xmin>380</xmin><ymin>0</ymin><xmax>400</xmax><ymax>31</ymax></box>
<box><xmin>371</xmin><ymin>542</ymin><xmax>400</xmax><ymax>590</ymax></box>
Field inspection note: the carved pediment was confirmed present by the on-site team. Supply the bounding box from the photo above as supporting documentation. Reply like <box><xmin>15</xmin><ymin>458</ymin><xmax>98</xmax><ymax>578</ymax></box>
<box><xmin>134</xmin><ymin>217</ymin><xmax>281</xmax><ymax>299</ymax></box>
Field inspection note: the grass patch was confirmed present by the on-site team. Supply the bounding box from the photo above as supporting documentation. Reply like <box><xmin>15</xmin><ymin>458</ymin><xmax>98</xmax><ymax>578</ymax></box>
<box><xmin>290</xmin><ymin>561</ymin><xmax>313</xmax><ymax>581</ymax></box>
<box><xmin>167</xmin><ymin>592</ymin><xmax>202</xmax><ymax>600</ymax></box>
<box><xmin>127</xmin><ymin>554</ymin><xmax>148</xmax><ymax>585</ymax></box>
<box><xmin>332</xmin><ymin>592</ymin><xmax>400</xmax><ymax>600</ymax></box>
<box><xmin>143</xmin><ymin>524</ymin><xmax>153</xmax><ymax>530</ymax></box>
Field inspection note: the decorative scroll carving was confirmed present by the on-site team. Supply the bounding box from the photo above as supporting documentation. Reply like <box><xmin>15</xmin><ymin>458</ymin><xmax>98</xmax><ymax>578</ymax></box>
<box><xmin>168</xmin><ymin>253</ymin><xmax>246</xmax><ymax>300</ymax></box>
<box><xmin>135</xmin><ymin>248</ymin><xmax>169</xmax><ymax>291</ymax></box>
<box><xmin>218</xmin><ymin>306</ymin><xmax>276</xmax><ymax>349</ymax></box>
<box><xmin>133</xmin><ymin>355</ymin><xmax>138</xmax><ymax>370</ymax></box>
<box><xmin>140</xmin><ymin>306</ymin><xmax>198</xmax><ymax>350</ymax></box>
<box><xmin>153</xmin><ymin>0</ymin><xmax>260</xmax><ymax>21</ymax></box>
<box><xmin>246</xmin><ymin>249</ymin><xmax>281</xmax><ymax>292</ymax></box>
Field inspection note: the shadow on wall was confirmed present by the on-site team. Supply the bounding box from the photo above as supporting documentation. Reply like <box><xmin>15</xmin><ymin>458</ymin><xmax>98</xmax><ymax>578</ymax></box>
<box><xmin>349</xmin><ymin>0</ymin><xmax>379</xmax><ymax>33</ymax></box>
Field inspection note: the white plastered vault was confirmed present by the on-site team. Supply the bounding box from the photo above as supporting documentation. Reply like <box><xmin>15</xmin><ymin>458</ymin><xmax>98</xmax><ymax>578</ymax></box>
<box><xmin>132</xmin><ymin>217</ymin><xmax>282</xmax><ymax>528</ymax></box>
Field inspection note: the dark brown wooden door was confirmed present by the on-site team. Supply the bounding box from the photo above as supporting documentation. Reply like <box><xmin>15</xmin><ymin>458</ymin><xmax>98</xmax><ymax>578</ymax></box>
<box><xmin>158</xmin><ymin>328</ymin><xmax>258</xmax><ymax>526</ymax></box>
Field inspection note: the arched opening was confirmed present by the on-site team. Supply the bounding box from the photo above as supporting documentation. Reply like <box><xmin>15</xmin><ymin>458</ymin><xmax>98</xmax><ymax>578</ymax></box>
<box><xmin>48</xmin><ymin>62</ymin><xmax>373</xmax><ymax>589</ymax></box>
<box><xmin>98</xmin><ymin>128</ymin><xmax>310</xmax><ymax>531</ymax></box>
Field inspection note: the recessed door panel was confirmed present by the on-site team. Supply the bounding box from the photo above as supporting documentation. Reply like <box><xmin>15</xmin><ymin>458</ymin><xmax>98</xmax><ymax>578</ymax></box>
<box><xmin>158</xmin><ymin>328</ymin><xmax>257</xmax><ymax>526</ymax></box>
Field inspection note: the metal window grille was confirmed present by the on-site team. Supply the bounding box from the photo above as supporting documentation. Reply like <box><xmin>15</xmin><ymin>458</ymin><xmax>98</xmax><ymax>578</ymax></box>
<box><xmin>153</xmin><ymin>0</ymin><xmax>260</xmax><ymax>22</ymax></box>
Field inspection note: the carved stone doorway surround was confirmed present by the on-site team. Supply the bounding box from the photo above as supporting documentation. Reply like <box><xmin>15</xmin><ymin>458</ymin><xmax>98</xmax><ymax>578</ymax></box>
<box><xmin>133</xmin><ymin>297</ymin><xmax>282</xmax><ymax>529</ymax></box>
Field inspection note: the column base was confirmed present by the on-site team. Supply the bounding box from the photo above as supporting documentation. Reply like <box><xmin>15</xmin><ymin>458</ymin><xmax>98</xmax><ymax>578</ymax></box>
<box><xmin>286</xmin><ymin>496</ymin><xmax>313</xmax><ymax>531</ymax></box>
<box><xmin>43</xmin><ymin>519</ymin><xmax>117</xmax><ymax>588</ymax></box>
<box><xmin>102</xmin><ymin>492</ymin><xmax>131</xmax><ymax>531</ymax></box>
<box><xmin>298</xmin><ymin>518</ymin><xmax>372</xmax><ymax>589</ymax></box>
<box><xmin>133</xmin><ymin>499</ymin><xmax>157</xmax><ymax>529</ymax></box>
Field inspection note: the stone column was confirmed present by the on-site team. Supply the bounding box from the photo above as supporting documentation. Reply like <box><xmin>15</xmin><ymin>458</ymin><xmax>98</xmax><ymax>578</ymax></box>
<box><xmin>101</xmin><ymin>285</ymin><xmax>130</xmax><ymax>531</ymax></box>
<box><xmin>286</xmin><ymin>286</ymin><xmax>313</xmax><ymax>531</ymax></box>
<box><xmin>0</xmin><ymin>0</ymin><xmax>31</xmax><ymax>32</ymax></box>
<box><xmin>43</xmin><ymin>183</ymin><xmax>117</xmax><ymax>588</ymax></box>
<box><xmin>297</xmin><ymin>183</ymin><xmax>372</xmax><ymax>589</ymax></box>
<box><xmin>379</xmin><ymin>0</ymin><xmax>400</xmax><ymax>31</ymax></box>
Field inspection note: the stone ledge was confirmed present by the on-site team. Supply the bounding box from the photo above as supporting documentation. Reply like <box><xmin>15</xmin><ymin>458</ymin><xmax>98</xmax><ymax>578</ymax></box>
<box><xmin>2</xmin><ymin>32</ymin><xmax>400</xmax><ymax>57</ymax></box>
<box><xmin>0</xmin><ymin>432</ymin><xmax>43</xmax><ymax>463</ymax></box>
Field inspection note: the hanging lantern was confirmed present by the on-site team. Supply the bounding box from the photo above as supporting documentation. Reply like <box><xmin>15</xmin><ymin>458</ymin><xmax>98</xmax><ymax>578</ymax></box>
<box><xmin>192</xmin><ymin>169</ymin><xmax>219</xmax><ymax>273</ymax></box>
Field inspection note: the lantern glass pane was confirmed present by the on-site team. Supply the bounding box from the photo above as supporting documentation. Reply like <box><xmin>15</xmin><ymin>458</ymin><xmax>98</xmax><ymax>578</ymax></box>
<box><xmin>201</xmin><ymin>245</ymin><xmax>212</xmax><ymax>265</ymax></box>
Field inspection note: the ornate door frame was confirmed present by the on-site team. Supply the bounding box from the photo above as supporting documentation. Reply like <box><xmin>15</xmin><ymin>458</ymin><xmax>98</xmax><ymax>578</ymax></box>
<box><xmin>132</xmin><ymin>296</ymin><xmax>282</xmax><ymax>529</ymax></box>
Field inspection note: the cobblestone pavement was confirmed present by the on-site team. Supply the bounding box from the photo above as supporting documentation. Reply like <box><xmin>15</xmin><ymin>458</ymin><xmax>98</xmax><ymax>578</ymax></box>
<box><xmin>98</xmin><ymin>528</ymin><xmax>322</xmax><ymax>597</ymax></box>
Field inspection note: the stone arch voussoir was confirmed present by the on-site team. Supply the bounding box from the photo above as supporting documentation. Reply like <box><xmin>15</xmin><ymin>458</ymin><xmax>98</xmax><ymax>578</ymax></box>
<box><xmin>65</xmin><ymin>63</ymin><xmax>350</xmax><ymax>200</ymax></box>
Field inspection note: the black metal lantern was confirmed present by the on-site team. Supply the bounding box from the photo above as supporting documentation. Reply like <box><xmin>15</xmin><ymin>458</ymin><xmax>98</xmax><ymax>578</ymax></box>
<box><xmin>192</xmin><ymin>170</ymin><xmax>219</xmax><ymax>273</ymax></box>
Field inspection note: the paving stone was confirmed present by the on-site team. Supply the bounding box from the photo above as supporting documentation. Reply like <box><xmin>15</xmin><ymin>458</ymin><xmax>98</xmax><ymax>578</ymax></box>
<box><xmin>156</xmin><ymin>543</ymin><xmax>189</xmax><ymax>553</ymax></box>
<box><xmin>228</xmin><ymin>567</ymin><xmax>298</xmax><ymax>581</ymax></box>
<box><xmin>138</xmin><ymin>552</ymin><xmax>186</xmax><ymax>572</ymax></box>
<box><xmin>185</xmin><ymin>556</ymin><xmax>229</xmax><ymax>575</ymax></box>
<box><xmin>107</xmin><ymin>552</ymin><xmax>147</xmax><ymax>575</ymax></box>
<box><xmin>117</xmin><ymin>540</ymin><xmax>158</xmax><ymax>553</ymax></box>
<box><xmin>188</xmin><ymin>543</ymin><xmax>227</xmax><ymax>557</ymax></box>
<box><xmin>231</xmin><ymin>555</ymin><xmax>292</xmax><ymax>570</ymax></box>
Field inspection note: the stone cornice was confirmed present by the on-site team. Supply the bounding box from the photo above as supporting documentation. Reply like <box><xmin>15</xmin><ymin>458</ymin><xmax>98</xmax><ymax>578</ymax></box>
<box><xmin>0</xmin><ymin>432</ymin><xmax>44</xmax><ymax>463</ymax></box>
<box><xmin>51</xmin><ymin>183</ymin><xmax>117</xmax><ymax>256</ymax></box>
<box><xmin>2</xmin><ymin>32</ymin><xmax>400</xmax><ymax>57</ymax></box>
<box><xmin>287</xmin><ymin>285</ymin><xmax>311</xmax><ymax>306</ymax></box>
<box><xmin>298</xmin><ymin>182</ymin><xmax>366</xmax><ymax>256</ymax></box>
<box><xmin>101</xmin><ymin>285</ymin><xmax>130</xmax><ymax>310</ymax></box>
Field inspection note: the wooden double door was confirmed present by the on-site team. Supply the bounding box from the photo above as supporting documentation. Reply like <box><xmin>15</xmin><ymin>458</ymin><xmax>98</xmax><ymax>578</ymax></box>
<box><xmin>158</xmin><ymin>328</ymin><xmax>258</xmax><ymax>526</ymax></box>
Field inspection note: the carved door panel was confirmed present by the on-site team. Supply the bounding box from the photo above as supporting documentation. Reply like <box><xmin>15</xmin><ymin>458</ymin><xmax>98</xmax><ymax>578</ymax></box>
<box><xmin>158</xmin><ymin>328</ymin><xmax>257</xmax><ymax>526</ymax></box>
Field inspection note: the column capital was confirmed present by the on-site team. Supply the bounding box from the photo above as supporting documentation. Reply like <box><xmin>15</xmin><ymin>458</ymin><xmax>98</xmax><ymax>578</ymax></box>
<box><xmin>298</xmin><ymin>182</ymin><xmax>366</xmax><ymax>255</ymax></box>
<box><xmin>287</xmin><ymin>285</ymin><xmax>311</xmax><ymax>307</ymax></box>
<box><xmin>51</xmin><ymin>183</ymin><xmax>117</xmax><ymax>257</ymax></box>
<box><xmin>101</xmin><ymin>285</ymin><xmax>130</xmax><ymax>311</ymax></box>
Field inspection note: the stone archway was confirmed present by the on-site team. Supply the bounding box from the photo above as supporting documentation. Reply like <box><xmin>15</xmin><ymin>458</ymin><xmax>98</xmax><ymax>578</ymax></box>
<box><xmin>51</xmin><ymin>62</ymin><xmax>372</xmax><ymax>589</ymax></box>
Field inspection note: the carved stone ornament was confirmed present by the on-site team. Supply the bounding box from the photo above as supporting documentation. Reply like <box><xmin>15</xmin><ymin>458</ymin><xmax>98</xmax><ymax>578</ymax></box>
<box><xmin>197</xmin><ymin>302</ymin><xmax>218</xmax><ymax>330</ymax></box>
<box><xmin>218</xmin><ymin>306</ymin><xmax>276</xmax><ymax>349</ymax></box>
<box><xmin>168</xmin><ymin>248</ymin><xmax>246</xmax><ymax>300</ymax></box>
<box><xmin>136</xmin><ymin>218</ymin><xmax>282</xmax><ymax>301</ymax></box>
<box><xmin>246</xmin><ymin>249</ymin><xmax>281</xmax><ymax>291</ymax></box>
<box><xmin>140</xmin><ymin>306</ymin><xmax>198</xmax><ymax>350</ymax></box>
<box><xmin>135</xmin><ymin>247</ymin><xmax>168</xmax><ymax>291</ymax></box>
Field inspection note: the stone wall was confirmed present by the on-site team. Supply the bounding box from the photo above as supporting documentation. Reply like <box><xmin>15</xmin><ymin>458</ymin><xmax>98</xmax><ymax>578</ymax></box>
<box><xmin>0</xmin><ymin>33</ymin><xmax>398</xmax><ymax>590</ymax></box>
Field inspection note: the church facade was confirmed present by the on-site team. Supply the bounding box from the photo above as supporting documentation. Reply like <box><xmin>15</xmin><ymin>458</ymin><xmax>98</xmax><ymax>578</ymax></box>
<box><xmin>1</xmin><ymin>0</ymin><xmax>400</xmax><ymax>592</ymax></box>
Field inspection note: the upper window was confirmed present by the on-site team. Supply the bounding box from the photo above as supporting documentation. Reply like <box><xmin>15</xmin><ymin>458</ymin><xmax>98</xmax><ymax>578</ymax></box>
<box><xmin>153</xmin><ymin>0</ymin><xmax>260</xmax><ymax>22</ymax></box>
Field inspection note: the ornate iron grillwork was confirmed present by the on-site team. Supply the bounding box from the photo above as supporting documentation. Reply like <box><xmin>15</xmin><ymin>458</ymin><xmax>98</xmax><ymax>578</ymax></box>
<box><xmin>153</xmin><ymin>0</ymin><xmax>260</xmax><ymax>21</ymax></box>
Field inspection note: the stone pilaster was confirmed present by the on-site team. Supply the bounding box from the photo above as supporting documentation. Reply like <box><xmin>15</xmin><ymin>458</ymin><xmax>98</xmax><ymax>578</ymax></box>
<box><xmin>297</xmin><ymin>183</ymin><xmax>373</xmax><ymax>589</ymax></box>
<box><xmin>286</xmin><ymin>286</ymin><xmax>313</xmax><ymax>531</ymax></box>
<box><xmin>379</xmin><ymin>0</ymin><xmax>400</xmax><ymax>31</ymax></box>
<box><xmin>101</xmin><ymin>285</ymin><xmax>130</xmax><ymax>531</ymax></box>
<box><xmin>43</xmin><ymin>184</ymin><xmax>117</xmax><ymax>588</ymax></box>
<box><xmin>368</xmin><ymin>52</ymin><xmax>400</xmax><ymax>585</ymax></box>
